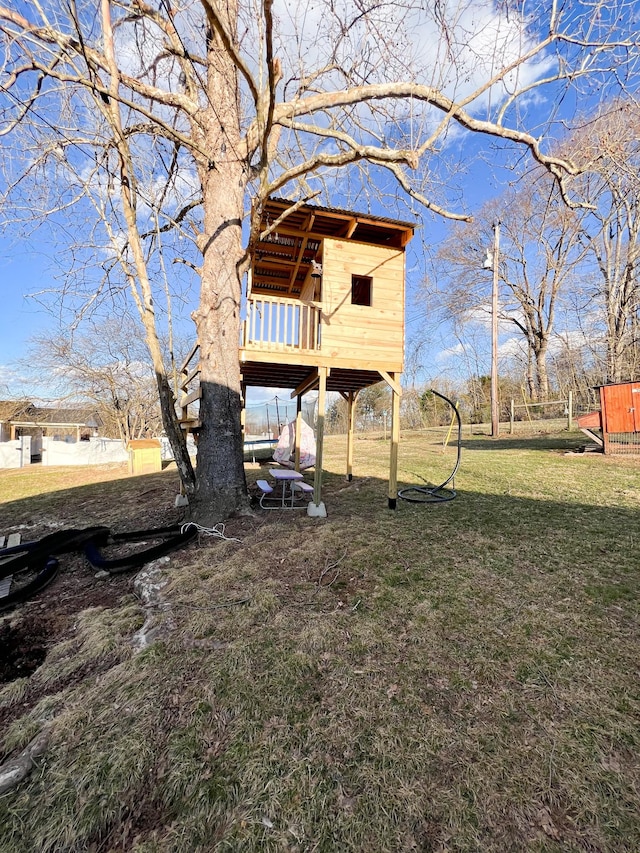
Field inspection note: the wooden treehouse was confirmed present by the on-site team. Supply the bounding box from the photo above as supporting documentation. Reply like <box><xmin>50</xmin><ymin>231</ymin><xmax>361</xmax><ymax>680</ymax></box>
<box><xmin>181</xmin><ymin>198</ymin><xmax>415</xmax><ymax>511</ymax></box>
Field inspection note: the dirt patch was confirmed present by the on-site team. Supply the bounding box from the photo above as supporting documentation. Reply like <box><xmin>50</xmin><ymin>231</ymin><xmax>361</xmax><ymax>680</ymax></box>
<box><xmin>0</xmin><ymin>465</ymin><xmax>322</xmax><ymax>751</ymax></box>
<box><xmin>0</xmin><ymin>616</ymin><xmax>49</xmax><ymax>683</ymax></box>
<box><xmin>0</xmin><ymin>556</ymin><xmax>135</xmax><ymax>733</ymax></box>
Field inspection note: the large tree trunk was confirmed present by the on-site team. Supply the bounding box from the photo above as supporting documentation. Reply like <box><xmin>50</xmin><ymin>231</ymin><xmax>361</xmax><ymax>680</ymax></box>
<box><xmin>191</xmin><ymin>175</ymin><xmax>248</xmax><ymax>523</ymax></box>
<box><xmin>535</xmin><ymin>340</ymin><xmax>550</xmax><ymax>400</ymax></box>
<box><xmin>189</xmin><ymin>4</ymin><xmax>249</xmax><ymax>524</ymax></box>
<box><xmin>525</xmin><ymin>344</ymin><xmax>536</xmax><ymax>401</ymax></box>
<box><xmin>607</xmin><ymin>312</ymin><xmax>627</xmax><ymax>383</ymax></box>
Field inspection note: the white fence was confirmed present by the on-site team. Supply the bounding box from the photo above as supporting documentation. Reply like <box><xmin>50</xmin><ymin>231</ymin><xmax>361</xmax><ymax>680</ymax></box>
<box><xmin>0</xmin><ymin>439</ymin><xmax>28</xmax><ymax>468</ymax></box>
<box><xmin>42</xmin><ymin>436</ymin><xmax>129</xmax><ymax>466</ymax></box>
<box><xmin>159</xmin><ymin>435</ymin><xmax>197</xmax><ymax>461</ymax></box>
<box><xmin>0</xmin><ymin>434</ymin><xmax>198</xmax><ymax>469</ymax></box>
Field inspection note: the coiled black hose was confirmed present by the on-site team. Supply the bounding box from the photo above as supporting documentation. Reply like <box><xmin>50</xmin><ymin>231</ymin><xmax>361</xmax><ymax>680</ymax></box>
<box><xmin>398</xmin><ymin>388</ymin><xmax>462</xmax><ymax>504</ymax></box>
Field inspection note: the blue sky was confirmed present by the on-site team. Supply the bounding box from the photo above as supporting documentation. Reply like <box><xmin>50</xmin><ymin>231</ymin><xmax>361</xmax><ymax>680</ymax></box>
<box><xmin>0</xmin><ymin>241</ymin><xmax>56</xmax><ymax>390</ymax></box>
<box><xmin>0</xmin><ymin>144</ymin><xmax>575</xmax><ymax>405</ymax></box>
<box><xmin>1</xmin><ymin>1</ymin><xmax>636</xmax><ymax>406</ymax></box>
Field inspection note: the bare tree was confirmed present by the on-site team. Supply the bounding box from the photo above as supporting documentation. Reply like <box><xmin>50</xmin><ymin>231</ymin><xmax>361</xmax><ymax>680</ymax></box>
<box><xmin>1</xmin><ymin>1</ymin><xmax>639</xmax><ymax>522</ymax></box>
<box><xmin>565</xmin><ymin>101</ymin><xmax>640</xmax><ymax>383</ymax></box>
<box><xmin>430</xmin><ymin>172</ymin><xmax>588</xmax><ymax>400</ymax></box>
<box><xmin>29</xmin><ymin>318</ymin><xmax>164</xmax><ymax>444</ymax></box>
<box><xmin>499</xmin><ymin>180</ymin><xmax>589</xmax><ymax>399</ymax></box>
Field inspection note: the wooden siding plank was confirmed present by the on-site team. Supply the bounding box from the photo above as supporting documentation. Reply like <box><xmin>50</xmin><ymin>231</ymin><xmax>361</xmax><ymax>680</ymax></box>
<box><xmin>240</xmin><ymin>347</ymin><xmax>403</xmax><ymax>373</ymax></box>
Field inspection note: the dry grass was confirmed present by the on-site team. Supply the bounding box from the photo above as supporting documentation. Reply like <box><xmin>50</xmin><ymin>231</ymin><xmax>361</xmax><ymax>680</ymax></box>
<box><xmin>1</xmin><ymin>433</ymin><xmax>639</xmax><ymax>852</ymax></box>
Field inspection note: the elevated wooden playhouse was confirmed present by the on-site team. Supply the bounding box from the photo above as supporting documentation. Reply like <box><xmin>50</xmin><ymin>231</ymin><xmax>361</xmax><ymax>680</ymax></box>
<box><xmin>181</xmin><ymin>198</ymin><xmax>416</xmax><ymax>510</ymax></box>
<box><xmin>577</xmin><ymin>381</ymin><xmax>640</xmax><ymax>454</ymax></box>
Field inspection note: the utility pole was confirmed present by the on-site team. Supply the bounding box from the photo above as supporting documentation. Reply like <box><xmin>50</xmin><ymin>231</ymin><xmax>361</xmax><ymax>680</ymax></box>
<box><xmin>491</xmin><ymin>220</ymin><xmax>500</xmax><ymax>438</ymax></box>
<box><xmin>483</xmin><ymin>221</ymin><xmax>501</xmax><ymax>437</ymax></box>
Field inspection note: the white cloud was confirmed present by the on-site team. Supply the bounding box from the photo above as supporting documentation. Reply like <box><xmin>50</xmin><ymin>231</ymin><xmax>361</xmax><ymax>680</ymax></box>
<box><xmin>435</xmin><ymin>341</ymin><xmax>466</xmax><ymax>363</ymax></box>
<box><xmin>498</xmin><ymin>334</ymin><xmax>527</xmax><ymax>359</ymax></box>
<box><xmin>272</xmin><ymin>0</ymin><xmax>555</xmax><ymax>123</ymax></box>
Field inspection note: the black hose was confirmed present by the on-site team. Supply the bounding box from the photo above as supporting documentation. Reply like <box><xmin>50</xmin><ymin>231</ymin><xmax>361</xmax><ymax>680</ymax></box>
<box><xmin>398</xmin><ymin>388</ymin><xmax>462</xmax><ymax>505</ymax></box>
<box><xmin>84</xmin><ymin>524</ymin><xmax>198</xmax><ymax>573</ymax></box>
<box><xmin>0</xmin><ymin>556</ymin><xmax>59</xmax><ymax>612</ymax></box>
<box><xmin>0</xmin><ymin>523</ymin><xmax>200</xmax><ymax>609</ymax></box>
<box><xmin>0</xmin><ymin>527</ymin><xmax>110</xmax><ymax>580</ymax></box>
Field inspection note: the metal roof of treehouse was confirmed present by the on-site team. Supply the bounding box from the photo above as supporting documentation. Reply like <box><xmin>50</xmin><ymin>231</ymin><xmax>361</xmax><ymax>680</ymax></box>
<box><xmin>249</xmin><ymin>199</ymin><xmax>416</xmax><ymax>298</ymax></box>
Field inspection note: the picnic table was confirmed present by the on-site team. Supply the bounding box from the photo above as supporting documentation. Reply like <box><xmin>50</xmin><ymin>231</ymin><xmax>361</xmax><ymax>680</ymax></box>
<box><xmin>256</xmin><ymin>469</ymin><xmax>314</xmax><ymax>509</ymax></box>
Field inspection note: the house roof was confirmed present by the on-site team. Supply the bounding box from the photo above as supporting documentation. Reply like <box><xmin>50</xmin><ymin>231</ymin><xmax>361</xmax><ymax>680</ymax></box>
<box><xmin>28</xmin><ymin>407</ymin><xmax>101</xmax><ymax>427</ymax></box>
<box><xmin>0</xmin><ymin>400</ymin><xmax>33</xmax><ymax>421</ymax></box>
<box><xmin>0</xmin><ymin>402</ymin><xmax>101</xmax><ymax>429</ymax></box>
<box><xmin>249</xmin><ymin>198</ymin><xmax>416</xmax><ymax>298</ymax></box>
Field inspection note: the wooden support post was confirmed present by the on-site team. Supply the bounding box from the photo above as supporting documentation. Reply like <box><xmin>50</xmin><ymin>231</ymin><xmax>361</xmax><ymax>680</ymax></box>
<box><xmin>388</xmin><ymin>373</ymin><xmax>400</xmax><ymax>509</ymax></box>
<box><xmin>294</xmin><ymin>394</ymin><xmax>302</xmax><ymax>472</ymax></box>
<box><xmin>240</xmin><ymin>381</ymin><xmax>246</xmax><ymax>445</ymax></box>
<box><xmin>567</xmin><ymin>390</ymin><xmax>573</xmax><ymax>431</ymax></box>
<box><xmin>346</xmin><ymin>390</ymin><xmax>357</xmax><ymax>481</ymax></box>
<box><xmin>313</xmin><ymin>366</ymin><xmax>327</xmax><ymax>507</ymax></box>
<box><xmin>510</xmin><ymin>399</ymin><xmax>515</xmax><ymax>435</ymax></box>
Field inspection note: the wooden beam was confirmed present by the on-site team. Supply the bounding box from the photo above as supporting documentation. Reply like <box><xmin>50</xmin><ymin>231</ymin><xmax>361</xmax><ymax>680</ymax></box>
<box><xmin>578</xmin><ymin>427</ymin><xmax>603</xmax><ymax>447</ymax></box>
<box><xmin>240</xmin><ymin>347</ymin><xmax>403</xmax><ymax>373</ymax></box>
<box><xmin>313</xmin><ymin>366</ymin><xmax>328</xmax><ymax>507</ymax></box>
<box><xmin>288</xmin><ymin>235</ymin><xmax>309</xmax><ymax>293</ymax></box>
<box><xmin>254</xmin><ymin>256</ymin><xmax>300</xmax><ymax>269</ymax></box>
<box><xmin>180</xmin><ymin>387</ymin><xmax>202</xmax><ymax>408</ymax></box>
<box><xmin>294</xmin><ymin>394</ymin><xmax>303</xmax><ymax>472</ymax></box>
<box><xmin>346</xmin><ymin>390</ymin><xmax>358</xmax><ymax>481</ymax></box>
<box><xmin>286</xmin><ymin>214</ymin><xmax>316</xmax><ymax>295</ymax></box>
<box><xmin>379</xmin><ymin>370</ymin><xmax>402</xmax><ymax>396</ymax></box>
<box><xmin>388</xmin><ymin>373</ymin><xmax>401</xmax><ymax>509</ymax></box>
<box><xmin>240</xmin><ymin>381</ymin><xmax>246</xmax><ymax>447</ymax></box>
<box><xmin>345</xmin><ymin>218</ymin><xmax>357</xmax><ymax>238</ymax></box>
<box><xmin>180</xmin><ymin>342</ymin><xmax>200</xmax><ymax>373</ymax></box>
<box><xmin>256</xmin><ymin>218</ymin><xmax>411</xmax><ymax>243</ymax></box>
<box><xmin>290</xmin><ymin>368</ymin><xmax>323</xmax><ymax>399</ymax></box>
<box><xmin>181</xmin><ymin>364</ymin><xmax>201</xmax><ymax>388</ymax></box>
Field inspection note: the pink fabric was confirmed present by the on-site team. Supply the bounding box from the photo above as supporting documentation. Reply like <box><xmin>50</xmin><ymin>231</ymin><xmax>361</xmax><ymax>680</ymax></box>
<box><xmin>272</xmin><ymin>419</ymin><xmax>316</xmax><ymax>469</ymax></box>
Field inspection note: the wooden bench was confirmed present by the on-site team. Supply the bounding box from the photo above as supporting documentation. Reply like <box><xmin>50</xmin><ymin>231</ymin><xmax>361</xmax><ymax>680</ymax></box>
<box><xmin>292</xmin><ymin>481</ymin><xmax>314</xmax><ymax>494</ymax></box>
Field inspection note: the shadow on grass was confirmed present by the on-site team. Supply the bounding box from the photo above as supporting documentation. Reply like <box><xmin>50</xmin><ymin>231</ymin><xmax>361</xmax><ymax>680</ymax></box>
<box><xmin>0</xmin><ymin>468</ymin><xmax>183</xmax><ymax>533</ymax></box>
<box><xmin>460</xmin><ymin>433</ymin><xmax>587</xmax><ymax>452</ymax></box>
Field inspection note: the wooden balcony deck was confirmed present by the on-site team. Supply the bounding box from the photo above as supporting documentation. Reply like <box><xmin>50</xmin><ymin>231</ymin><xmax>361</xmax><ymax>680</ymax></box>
<box><xmin>241</xmin><ymin>295</ymin><xmax>321</xmax><ymax>355</ymax></box>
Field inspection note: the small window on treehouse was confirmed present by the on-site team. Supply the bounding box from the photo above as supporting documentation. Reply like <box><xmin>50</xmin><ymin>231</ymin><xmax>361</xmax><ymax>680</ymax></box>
<box><xmin>351</xmin><ymin>274</ymin><xmax>372</xmax><ymax>306</ymax></box>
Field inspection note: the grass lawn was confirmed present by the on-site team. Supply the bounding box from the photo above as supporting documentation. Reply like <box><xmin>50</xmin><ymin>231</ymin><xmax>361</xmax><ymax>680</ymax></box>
<box><xmin>0</xmin><ymin>430</ymin><xmax>639</xmax><ymax>852</ymax></box>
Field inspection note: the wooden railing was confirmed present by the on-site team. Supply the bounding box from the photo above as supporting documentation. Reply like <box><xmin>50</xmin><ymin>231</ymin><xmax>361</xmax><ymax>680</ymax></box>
<box><xmin>242</xmin><ymin>296</ymin><xmax>321</xmax><ymax>352</ymax></box>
